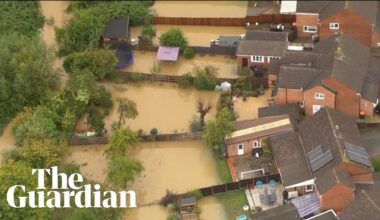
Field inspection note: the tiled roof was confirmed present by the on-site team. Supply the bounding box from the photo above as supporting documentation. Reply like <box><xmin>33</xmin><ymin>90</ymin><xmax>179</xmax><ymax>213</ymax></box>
<box><xmin>253</xmin><ymin>203</ymin><xmax>302</xmax><ymax>220</ymax></box>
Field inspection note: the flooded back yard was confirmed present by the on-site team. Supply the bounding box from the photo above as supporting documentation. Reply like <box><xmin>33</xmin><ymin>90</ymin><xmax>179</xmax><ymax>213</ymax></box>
<box><xmin>64</xmin><ymin>140</ymin><xmax>226</xmax><ymax>219</ymax></box>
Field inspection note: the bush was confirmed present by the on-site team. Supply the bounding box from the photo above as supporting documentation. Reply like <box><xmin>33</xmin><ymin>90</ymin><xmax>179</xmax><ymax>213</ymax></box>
<box><xmin>372</xmin><ymin>158</ymin><xmax>380</xmax><ymax>172</ymax></box>
<box><xmin>150</xmin><ymin>128</ymin><xmax>158</xmax><ymax>136</ymax></box>
<box><xmin>193</xmin><ymin>66</ymin><xmax>217</xmax><ymax>90</ymax></box>
<box><xmin>87</xmin><ymin>107</ymin><xmax>105</xmax><ymax>136</ymax></box>
<box><xmin>131</xmin><ymin>72</ymin><xmax>145</xmax><ymax>82</ymax></box>
<box><xmin>189</xmin><ymin>117</ymin><xmax>203</xmax><ymax>132</ymax></box>
<box><xmin>159</xmin><ymin>28</ymin><xmax>188</xmax><ymax>51</ymax></box>
<box><xmin>141</xmin><ymin>24</ymin><xmax>155</xmax><ymax>40</ymax></box>
<box><xmin>178</xmin><ymin>73</ymin><xmax>193</xmax><ymax>88</ymax></box>
<box><xmin>91</xmin><ymin>86</ymin><xmax>113</xmax><ymax>109</ymax></box>
<box><xmin>183</xmin><ymin>47</ymin><xmax>195</xmax><ymax>59</ymax></box>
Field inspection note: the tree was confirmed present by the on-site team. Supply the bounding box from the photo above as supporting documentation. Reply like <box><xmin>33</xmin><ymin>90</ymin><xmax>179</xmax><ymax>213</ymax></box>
<box><xmin>87</xmin><ymin>107</ymin><xmax>105</xmax><ymax>136</ymax></box>
<box><xmin>197</xmin><ymin>100</ymin><xmax>212</xmax><ymax>127</ymax></box>
<box><xmin>0</xmin><ymin>162</ymin><xmax>52</xmax><ymax>219</ymax></box>
<box><xmin>203</xmin><ymin>108</ymin><xmax>234</xmax><ymax>149</ymax></box>
<box><xmin>159</xmin><ymin>28</ymin><xmax>188</xmax><ymax>51</ymax></box>
<box><xmin>116</xmin><ymin>98</ymin><xmax>138</xmax><ymax>129</ymax></box>
<box><xmin>141</xmin><ymin>24</ymin><xmax>155</xmax><ymax>40</ymax></box>
<box><xmin>183</xmin><ymin>47</ymin><xmax>195</xmax><ymax>59</ymax></box>
<box><xmin>107</xmin><ymin>155</ymin><xmax>143</xmax><ymax>188</ymax></box>
<box><xmin>0</xmin><ymin>34</ymin><xmax>58</xmax><ymax>132</ymax></box>
<box><xmin>107</xmin><ymin>127</ymin><xmax>140</xmax><ymax>157</ymax></box>
<box><xmin>193</xmin><ymin>65</ymin><xmax>218</xmax><ymax>90</ymax></box>
<box><xmin>63</xmin><ymin>49</ymin><xmax>117</xmax><ymax>80</ymax></box>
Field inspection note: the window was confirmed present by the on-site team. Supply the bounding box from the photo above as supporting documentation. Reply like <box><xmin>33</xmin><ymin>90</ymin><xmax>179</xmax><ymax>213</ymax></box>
<box><xmin>251</xmin><ymin>55</ymin><xmax>264</xmax><ymax>63</ymax></box>
<box><xmin>238</xmin><ymin>144</ymin><xmax>244</xmax><ymax>150</ymax></box>
<box><xmin>315</xmin><ymin>93</ymin><xmax>325</xmax><ymax>100</ymax></box>
<box><xmin>299</xmin><ymin>101</ymin><xmax>305</xmax><ymax>108</ymax></box>
<box><xmin>268</xmin><ymin>56</ymin><xmax>280</xmax><ymax>63</ymax></box>
<box><xmin>303</xmin><ymin>26</ymin><xmax>317</xmax><ymax>33</ymax></box>
<box><xmin>253</xmin><ymin>140</ymin><xmax>261</xmax><ymax>148</ymax></box>
<box><xmin>305</xmin><ymin>184</ymin><xmax>314</xmax><ymax>192</ymax></box>
<box><xmin>329</xmin><ymin>23</ymin><xmax>339</xmax><ymax>30</ymax></box>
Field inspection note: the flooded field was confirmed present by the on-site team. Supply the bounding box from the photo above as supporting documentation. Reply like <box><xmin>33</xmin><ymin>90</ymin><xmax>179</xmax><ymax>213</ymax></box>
<box><xmin>0</xmin><ymin>121</ymin><xmax>17</xmax><ymax>165</ymax></box>
<box><xmin>130</xmin><ymin>25</ymin><xmax>246</xmax><ymax>47</ymax></box>
<box><xmin>78</xmin><ymin>82</ymin><xmax>220</xmax><ymax>134</ymax></box>
<box><xmin>151</xmin><ymin>1</ymin><xmax>248</xmax><ymax>18</ymax></box>
<box><xmin>122</xmin><ymin>51</ymin><xmax>238</xmax><ymax>79</ymax></box>
<box><xmin>234</xmin><ymin>89</ymin><xmax>272</xmax><ymax>120</ymax></box>
<box><xmin>64</xmin><ymin>141</ymin><xmax>224</xmax><ymax>219</ymax></box>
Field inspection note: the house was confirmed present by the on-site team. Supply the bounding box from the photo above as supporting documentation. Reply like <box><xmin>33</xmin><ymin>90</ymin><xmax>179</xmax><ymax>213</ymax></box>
<box><xmin>236</xmin><ymin>31</ymin><xmax>288</xmax><ymax>69</ymax></box>
<box><xmin>341</xmin><ymin>173</ymin><xmax>380</xmax><ymax>220</ymax></box>
<box><xmin>270</xmin><ymin>108</ymin><xmax>373</xmax><ymax>212</ymax></box>
<box><xmin>258</xmin><ymin>104</ymin><xmax>302</xmax><ymax>126</ymax></box>
<box><xmin>281</xmin><ymin>1</ymin><xmax>378</xmax><ymax>47</ymax></box>
<box><xmin>101</xmin><ymin>17</ymin><xmax>130</xmax><ymax>43</ymax></box>
<box><xmin>225</xmin><ymin>115</ymin><xmax>294</xmax><ymax>157</ymax></box>
<box><xmin>270</xmin><ymin>33</ymin><xmax>380</xmax><ymax>117</ymax></box>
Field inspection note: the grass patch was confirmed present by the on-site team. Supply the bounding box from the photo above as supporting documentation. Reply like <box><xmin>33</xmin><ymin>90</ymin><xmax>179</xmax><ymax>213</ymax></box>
<box><xmin>214</xmin><ymin>154</ymin><xmax>233</xmax><ymax>183</ymax></box>
<box><xmin>214</xmin><ymin>190</ymin><xmax>249</xmax><ymax>219</ymax></box>
<box><xmin>372</xmin><ymin>156</ymin><xmax>380</xmax><ymax>172</ymax></box>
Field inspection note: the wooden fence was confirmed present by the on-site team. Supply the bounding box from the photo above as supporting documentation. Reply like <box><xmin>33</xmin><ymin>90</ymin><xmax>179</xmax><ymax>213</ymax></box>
<box><xmin>152</xmin><ymin>14</ymin><xmax>296</xmax><ymax>26</ymax></box>
<box><xmin>199</xmin><ymin>174</ymin><xmax>281</xmax><ymax>197</ymax></box>
<box><xmin>69</xmin><ymin>132</ymin><xmax>203</xmax><ymax>146</ymax></box>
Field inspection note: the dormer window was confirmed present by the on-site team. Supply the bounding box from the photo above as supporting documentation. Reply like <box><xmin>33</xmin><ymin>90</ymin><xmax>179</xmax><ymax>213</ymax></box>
<box><xmin>329</xmin><ymin>23</ymin><xmax>339</xmax><ymax>30</ymax></box>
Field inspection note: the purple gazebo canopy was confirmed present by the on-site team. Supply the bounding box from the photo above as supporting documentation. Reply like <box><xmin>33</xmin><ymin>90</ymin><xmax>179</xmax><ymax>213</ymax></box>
<box><xmin>156</xmin><ymin>46</ymin><xmax>180</xmax><ymax>61</ymax></box>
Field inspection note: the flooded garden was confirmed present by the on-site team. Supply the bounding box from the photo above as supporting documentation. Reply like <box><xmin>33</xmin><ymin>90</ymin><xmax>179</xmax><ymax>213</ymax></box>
<box><xmin>64</xmin><ymin>141</ymin><xmax>227</xmax><ymax>219</ymax></box>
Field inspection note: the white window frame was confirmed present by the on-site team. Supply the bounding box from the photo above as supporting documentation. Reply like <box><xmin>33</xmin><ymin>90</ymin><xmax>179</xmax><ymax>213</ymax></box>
<box><xmin>329</xmin><ymin>23</ymin><xmax>339</xmax><ymax>30</ymax></box>
<box><xmin>314</xmin><ymin>92</ymin><xmax>325</xmax><ymax>100</ymax></box>
<box><xmin>303</xmin><ymin>25</ymin><xmax>317</xmax><ymax>33</ymax></box>
<box><xmin>253</xmin><ymin>140</ymin><xmax>261</xmax><ymax>148</ymax></box>
<box><xmin>251</xmin><ymin>55</ymin><xmax>264</xmax><ymax>63</ymax></box>
<box><xmin>305</xmin><ymin>184</ymin><xmax>314</xmax><ymax>192</ymax></box>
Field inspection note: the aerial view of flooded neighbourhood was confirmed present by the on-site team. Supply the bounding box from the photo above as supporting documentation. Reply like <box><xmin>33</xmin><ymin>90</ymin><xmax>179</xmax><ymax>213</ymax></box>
<box><xmin>1</xmin><ymin>1</ymin><xmax>380</xmax><ymax>220</ymax></box>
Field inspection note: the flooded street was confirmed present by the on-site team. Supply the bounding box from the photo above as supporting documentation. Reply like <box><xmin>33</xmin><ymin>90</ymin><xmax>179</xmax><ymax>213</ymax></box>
<box><xmin>130</xmin><ymin>25</ymin><xmax>246</xmax><ymax>47</ymax></box>
<box><xmin>65</xmin><ymin>141</ymin><xmax>224</xmax><ymax>219</ymax></box>
<box><xmin>0</xmin><ymin>121</ymin><xmax>17</xmax><ymax>165</ymax></box>
<box><xmin>122</xmin><ymin>51</ymin><xmax>238</xmax><ymax>79</ymax></box>
<box><xmin>40</xmin><ymin>1</ymin><xmax>69</xmax><ymax>88</ymax></box>
<box><xmin>151</xmin><ymin>1</ymin><xmax>248</xmax><ymax>18</ymax></box>
<box><xmin>84</xmin><ymin>82</ymin><xmax>220</xmax><ymax>134</ymax></box>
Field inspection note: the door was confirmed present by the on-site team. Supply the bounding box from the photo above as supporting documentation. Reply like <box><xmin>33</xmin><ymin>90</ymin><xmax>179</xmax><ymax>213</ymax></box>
<box><xmin>242</xmin><ymin>58</ymin><xmax>248</xmax><ymax>67</ymax></box>
<box><xmin>237</xmin><ymin>144</ymin><xmax>244</xmax><ymax>156</ymax></box>
<box><xmin>312</xmin><ymin>105</ymin><xmax>323</xmax><ymax>114</ymax></box>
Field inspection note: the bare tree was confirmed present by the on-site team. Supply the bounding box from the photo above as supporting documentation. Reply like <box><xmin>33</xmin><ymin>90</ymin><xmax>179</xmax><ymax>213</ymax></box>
<box><xmin>197</xmin><ymin>99</ymin><xmax>212</xmax><ymax>127</ymax></box>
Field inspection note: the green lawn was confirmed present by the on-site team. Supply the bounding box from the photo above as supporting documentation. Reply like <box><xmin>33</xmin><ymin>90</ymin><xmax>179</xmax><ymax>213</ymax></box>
<box><xmin>214</xmin><ymin>190</ymin><xmax>249</xmax><ymax>219</ymax></box>
<box><xmin>372</xmin><ymin>156</ymin><xmax>380</xmax><ymax>172</ymax></box>
<box><xmin>214</xmin><ymin>154</ymin><xmax>233</xmax><ymax>183</ymax></box>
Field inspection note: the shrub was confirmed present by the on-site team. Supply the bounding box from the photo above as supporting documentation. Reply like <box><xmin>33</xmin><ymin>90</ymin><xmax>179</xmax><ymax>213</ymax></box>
<box><xmin>372</xmin><ymin>158</ymin><xmax>380</xmax><ymax>172</ymax></box>
<box><xmin>193</xmin><ymin>66</ymin><xmax>217</xmax><ymax>90</ymax></box>
<box><xmin>183</xmin><ymin>47</ymin><xmax>195</xmax><ymax>59</ymax></box>
<box><xmin>178</xmin><ymin>73</ymin><xmax>193</xmax><ymax>88</ymax></box>
<box><xmin>150</xmin><ymin>128</ymin><xmax>158</xmax><ymax>136</ymax></box>
<box><xmin>91</xmin><ymin>86</ymin><xmax>113</xmax><ymax>108</ymax></box>
<box><xmin>141</xmin><ymin>24</ymin><xmax>155</xmax><ymax>40</ymax></box>
<box><xmin>87</xmin><ymin>107</ymin><xmax>105</xmax><ymax>136</ymax></box>
<box><xmin>131</xmin><ymin>72</ymin><xmax>145</xmax><ymax>82</ymax></box>
<box><xmin>159</xmin><ymin>28</ymin><xmax>188</xmax><ymax>51</ymax></box>
<box><xmin>189</xmin><ymin>117</ymin><xmax>203</xmax><ymax>132</ymax></box>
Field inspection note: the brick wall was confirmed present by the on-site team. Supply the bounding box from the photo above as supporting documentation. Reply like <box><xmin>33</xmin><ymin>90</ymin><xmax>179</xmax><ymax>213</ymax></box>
<box><xmin>320</xmin><ymin>9</ymin><xmax>372</xmax><ymax>47</ymax></box>
<box><xmin>304</xmin><ymin>85</ymin><xmax>336</xmax><ymax>116</ymax></box>
<box><xmin>295</xmin><ymin>14</ymin><xmax>319</xmax><ymax>39</ymax></box>
<box><xmin>372</xmin><ymin>31</ymin><xmax>380</xmax><ymax>48</ymax></box>
<box><xmin>321</xmin><ymin>184</ymin><xmax>354</xmax><ymax>211</ymax></box>
<box><xmin>323</xmin><ymin>78</ymin><xmax>360</xmax><ymax>117</ymax></box>
<box><xmin>274</xmin><ymin>88</ymin><xmax>303</xmax><ymax>105</ymax></box>
<box><xmin>227</xmin><ymin>138</ymin><xmax>263</xmax><ymax>157</ymax></box>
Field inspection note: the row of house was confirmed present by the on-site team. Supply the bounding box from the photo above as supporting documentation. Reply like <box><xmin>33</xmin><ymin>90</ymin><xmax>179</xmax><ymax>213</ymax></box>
<box><xmin>225</xmin><ymin>107</ymin><xmax>374</xmax><ymax>217</ymax></box>
<box><xmin>281</xmin><ymin>0</ymin><xmax>380</xmax><ymax>48</ymax></box>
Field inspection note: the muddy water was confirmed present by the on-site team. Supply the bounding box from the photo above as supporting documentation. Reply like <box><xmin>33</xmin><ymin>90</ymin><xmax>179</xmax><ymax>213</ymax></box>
<box><xmin>122</xmin><ymin>51</ymin><xmax>238</xmax><ymax>79</ymax></box>
<box><xmin>234</xmin><ymin>89</ymin><xmax>272</xmax><ymax>120</ymax></box>
<box><xmin>83</xmin><ymin>82</ymin><xmax>220</xmax><ymax>134</ymax></box>
<box><xmin>130</xmin><ymin>25</ymin><xmax>246</xmax><ymax>47</ymax></box>
<box><xmin>199</xmin><ymin>197</ymin><xmax>228</xmax><ymax>220</ymax></box>
<box><xmin>151</xmin><ymin>1</ymin><xmax>248</xmax><ymax>18</ymax></box>
<box><xmin>40</xmin><ymin>1</ymin><xmax>70</xmax><ymax>88</ymax></box>
<box><xmin>0</xmin><ymin>120</ymin><xmax>17</xmax><ymax>165</ymax></box>
<box><xmin>65</xmin><ymin>141</ymin><xmax>223</xmax><ymax>219</ymax></box>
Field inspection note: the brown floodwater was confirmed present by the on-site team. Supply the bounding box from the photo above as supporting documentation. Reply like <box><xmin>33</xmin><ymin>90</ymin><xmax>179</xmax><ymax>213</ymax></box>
<box><xmin>151</xmin><ymin>1</ymin><xmax>248</xmax><ymax>18</ymax></box>
<box><xmin>198</xmin><ymin>197</ymin><xmax>228</xmax><ymax>220</ymax></box>
<box><xmin>122</xmin><ymin>51</ymin><xmax>239</xmax><ymax>79</ymax></box>
<box><xmin>65</xmin><ymin>141</ymin><xmax>223</xmax><ymax>219</ymax></box>
<box><xmin>75</xmin><ymin>82</ymin><xmax>220</xmax><ymax>134</ymax></box>
<box><xmin>40</xmin><ymin>1</ymin><xmax>70</xmax><ymax>88</ymax></box>
<box><xmin>233</xmin><ymin>89</ymin><xmax>272</xmax><ymax>120</ymax></box>
<box><xmin>0</xmin><ymin>120</ymin><xmax>17</xmax><ymax>165</ymax></box>
<box><xmin>130</xmin><ymin>25</ymin><xmax>246</xmax><ymax>47</ymax></box>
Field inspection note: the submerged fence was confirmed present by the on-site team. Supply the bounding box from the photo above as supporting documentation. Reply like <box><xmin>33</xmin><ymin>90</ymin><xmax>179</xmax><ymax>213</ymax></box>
<box><xmin>199</xmin><ymin>174</ymin><xmax>281</xmax><ymax>197</ymax></box>
<box><xmin>152</xmin><ymin>14</ymin><xmax>296</xmax><ymax>26</ymax></box>
<box><xmin>69</xmin><ymin>132</ymin><xmax>203</xmax><ymax>146</ymax></box>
